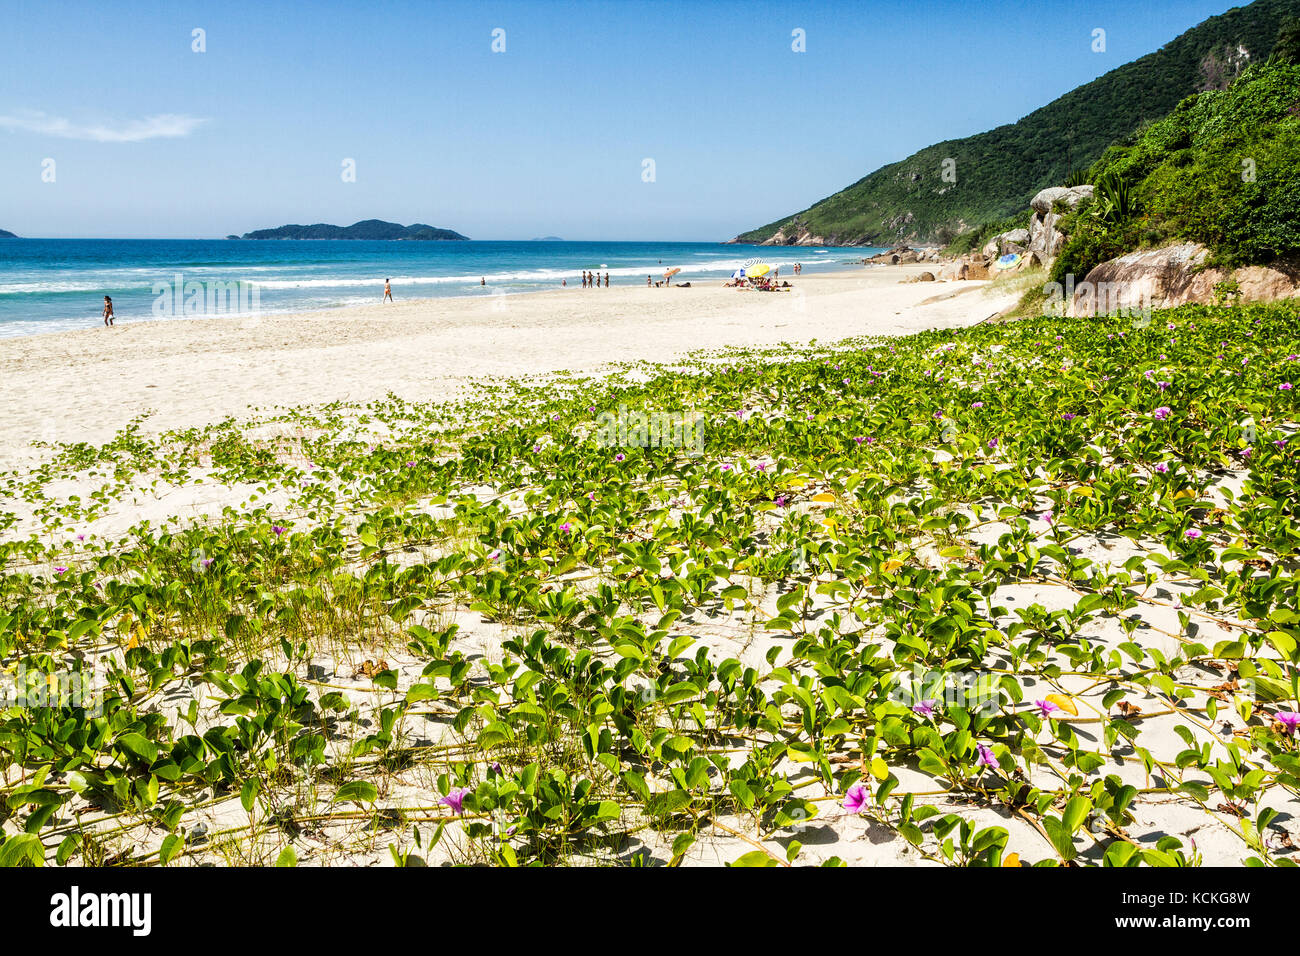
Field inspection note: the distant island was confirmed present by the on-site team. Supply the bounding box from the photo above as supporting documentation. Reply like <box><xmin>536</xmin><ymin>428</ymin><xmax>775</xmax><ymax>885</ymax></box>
<box><xmin>530</xmin><ymin>236</ymin><xmax>564</xmax><ymax>241</ymax></box>
<box><xmin>239</xmin><ymin>219</ymin><xmax>469</xmax><ymax>240</ymax></box>
<box><xmin>0</xmin><ymin>229</ymin><xmax>18</xmax><ymax>239</ymax></box>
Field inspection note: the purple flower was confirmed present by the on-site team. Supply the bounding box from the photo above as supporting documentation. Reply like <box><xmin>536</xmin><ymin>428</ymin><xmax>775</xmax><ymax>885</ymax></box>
<box><xmin>976</xmin><ymin>744</ymin><xmax>1000</xmax><ymax>770</ymax></box>
<box><xmin>487</xmin><ymin>549</ymin><xmax>501</xmax><ymax>561</ymax></box>
<box><xmin>1041</xmin><ymin>509</ymin><xmax>1054</xmax><ymax>524</ymax></box>
<box><xmin>1035</xmin><ymin>699</ymin><xmax>1058</xmax><ymax>718</ymax></box>
<box><xmin>1155</xmin><ymin>462</ymin><xmax>1169</xmax><ymax>474</ymax></box>
<box><xmin>404</xmin><ymin>460</ymin><xmax>415</xmax><ymax>467</ymax></box>
<box><xmin>1185</xmin><ymin>528</ymin><xmax>1202</xmax><ymax>539</ymax></box>
<box><xmin>912</xmin><ymin>699</ymin><xmax>936</xmax><ymax>718</ymax></box>
<box><xmin>559</xmin><ymin>522</ymin><xmax>572</xmax><ymax>532</ymax></box>
<box><xmin>1242</xmin><ymin>446</ymin><xmax>1253</xmax><ymax>459</ymax></box>
<box><xmin>1152</xmin><ymin>406</ymin><xmax>1172</xmax><ymax>421</ymax></box>
<box><xmin>933</xmin><ymin>411</ymin><xmax>944</xmax><ymax>419</ymax></box>
<box><xmin>1156</xmin><ymin>381</ymin><xmax>1171</xmax><ymax>391</ymax></box>
<box><xmin>1282</xmin><ymin>383</ymin><xmax>1294</xmax><ymax>391</ymax></box>
<box><xmin>970</xmin><ymin>402</ymin><xmax>984</xmax><ymax>409</ymax></box>
<box><xmin>842</xmin><ymin>782</ymin><xmax>869</xmax><ymax>814</ymax></box>
<box><xmin>775</xmin><ymin>495</ymin><xmax>788</xmax><ymax>508</ymax></box>
<box><xmin>987</xmin><ymin>438</ymin><xmax>999</xmax><ymax>449</ymax></box>
<box><xmin>202</xmin><ymin>558</ymin><xmax>213</xmax><ymax>568</ymax></box>
<box><xmin>1061</xmin><ymin>413</ymin><xmax>1077</xmax><ymax>421</ymax></box>
<box><xmin>271</xmin><ymin>525</ymin><xmax>286</xmax><ymax>536</ymax></box>
<box><xmin>1276</xmin><ymin>711</ymin><xmax>1300</xmax><ymax>734</ymax></box>
<box><xmin>54</xmin><ymin>566</ymin><xmax>68</xmax><ymax>575</ymax></box>
<box><xmin>614</xmin><ymin>453</ymin><xmax>625</xmax><ymax>462</ymax></box>
<box><xmin>441</xmin><ymin>788</ymin><xmax>468</xmax><ymax>815</ymax></box>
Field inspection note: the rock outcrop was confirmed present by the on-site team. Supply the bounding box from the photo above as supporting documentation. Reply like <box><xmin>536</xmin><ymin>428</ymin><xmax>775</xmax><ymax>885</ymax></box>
<box><xmin>866</xmin><ymin>245</ymin><xmax>940</xmax><ymax>265</ymax></box>
<box><xmin>1027</xmin><ymin>185</ymin><xmax>1093</xmax><ymax>269</ymax></box>
<box><xmin>1070</xmin><ymin>243</ymin><xmax>1300</xmax><ymax>315</ymax></box>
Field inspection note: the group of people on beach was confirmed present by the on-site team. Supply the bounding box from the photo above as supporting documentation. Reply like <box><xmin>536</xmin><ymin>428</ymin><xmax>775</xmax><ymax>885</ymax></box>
<box><xmin>582</xmin><ymin>271</ymin><xmax>608</xmax><ymax>288</ymax></box>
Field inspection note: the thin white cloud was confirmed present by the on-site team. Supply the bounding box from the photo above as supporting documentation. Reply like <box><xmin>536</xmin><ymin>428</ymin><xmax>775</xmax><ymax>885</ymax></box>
<box><xmin>0</xmin><ymin>110</ymin><xmax>207</xmax><ymax>142</ymax></box>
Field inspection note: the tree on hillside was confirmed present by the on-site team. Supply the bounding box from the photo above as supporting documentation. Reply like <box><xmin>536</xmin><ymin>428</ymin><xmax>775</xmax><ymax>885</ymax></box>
<box><xmin>1272</xmin><ymin>15</ymin><xmax>1300</xmax><ymax>63</ymax></box>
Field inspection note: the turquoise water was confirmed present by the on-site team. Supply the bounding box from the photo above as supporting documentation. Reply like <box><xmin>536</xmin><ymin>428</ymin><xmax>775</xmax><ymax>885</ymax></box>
<box><xmin>0</xmin><ymin>239</ymin><xmax>881</xmax><ymax>338</ymax></box>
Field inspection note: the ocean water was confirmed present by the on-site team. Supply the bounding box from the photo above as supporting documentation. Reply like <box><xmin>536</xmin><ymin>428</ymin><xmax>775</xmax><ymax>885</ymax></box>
<box><xmin>0</xmin><ymin>239</ymin><xmax>882</xmax><ymax>338</ymax></box>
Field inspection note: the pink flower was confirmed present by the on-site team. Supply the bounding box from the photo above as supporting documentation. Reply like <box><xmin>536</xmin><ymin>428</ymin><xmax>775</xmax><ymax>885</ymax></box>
<box><xmin>559</xmin><ymin>522</ymin><xmax>572</xmax><ymax>532</ymax></box>
<box><xmin>1152</xmin><ymin>406</ymin><xmax>1172</xmax><ymax>420</ymax></box>
<box><xmin>1185</xmin><ymin>528</ymin><xmax>1202</xmax><ymax>539</ymax></box>
<box><xmin>912</xmin><ymin>699</ymin><xmax>936</xmax><ymax>718</ymax></box>
<box><xmin>1155</xmin><ymin>462</ymin><xmax>1168</xmax><ymax>474</ymax></box>
<box><xmin>842</xmin><ymin>782</ymin><xmax>869</xmax><ymax>814</ymax></box>
<box><xmin>970</xmin><ymin>402</ymin><xmax>984</xmax><ymax>409</ymax></box>
<box><xmin>1281</xmin><ymin>383</ymin><xmax>1294</xmax><ymax>391</ymax></box>
<box><xmin>1041</xmin><ymin>509</ymin><xmax>1054</xmax><ymax>524</ymax></box>
<box><xmin>614</xmin><ymin>453</ymin><xmax>625</xmax><ymax>462</ymax></box>
<box><xmin>1276</xmin><ymin>711</ymin><xmax>1300</xmax><ymax>734</ymax></box>
<box><xmin>440</xmin><ymin>788</ymin><xmax>469</xmax><ymax>815</ymax></box>
<box><xmin>774</xmin><ymin>495</ymin><xmax>788</xmax><ymax>508</ymax></box>
<box><xmin>976</xmin><ymin>744</ymin><xmax>1000</xmax><ymax>770</ymax></box>
<box><xmin>1035</xmin><ymin>699</ymin><xmax>1058</xmax><ymax>718</ymax></box>
<box><xmin>271</xmin><ymin>525</ymin><xmax>286</xmax><ymax>536</ymax></box>
<box><xmin>54</xmin><ymin>566</ymin><xmax>68</xmax><ymax>575</ymax></box>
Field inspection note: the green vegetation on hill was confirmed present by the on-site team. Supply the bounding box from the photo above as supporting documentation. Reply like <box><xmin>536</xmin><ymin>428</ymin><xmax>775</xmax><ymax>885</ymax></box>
<box><xmin>1050</xmin><ymin>58</ymin><xmax>1300</xmax><ymax>282</ymax></box>
<box><xmin>242</xmin><ymin>220</ymin><xmax>468</xmax><ymax>240</ymax></box>
<box><xmin>736</xmin><ymin>0</ymin><xmax>1300</xmax><ymax>246</ymax></box>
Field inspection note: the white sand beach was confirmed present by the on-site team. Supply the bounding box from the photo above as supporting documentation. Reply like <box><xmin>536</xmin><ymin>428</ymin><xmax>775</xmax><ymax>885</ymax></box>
<box><xmin>0</xmin><ymin>267</ymin><xmax>1014</xmax><ymax>466</ymax></box>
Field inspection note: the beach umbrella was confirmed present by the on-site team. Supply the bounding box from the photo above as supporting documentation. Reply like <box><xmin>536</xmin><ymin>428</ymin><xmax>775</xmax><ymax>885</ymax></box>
<box><xmin>746</xmin><ymin>263</ymin><xmax>771</xmax><ymax>278</ymax></box>
<box><xmin>664</xmin><ymin>267</ymin><xmax>682</xmax><ymax>281</ymax></box>
<box><xmin>731</xmin><ymin>269</ymin><xmax>743</xmax><ymax>280</ymax></box>
<box><xmin>742</xmin><ymin>256</ymin><xmax>765</xmax><ymax>267</ymax></box>
<box><xmin>995</xmin><ymin>253</ymin><xmax>1021</xmax><ymax>271</ymax></box>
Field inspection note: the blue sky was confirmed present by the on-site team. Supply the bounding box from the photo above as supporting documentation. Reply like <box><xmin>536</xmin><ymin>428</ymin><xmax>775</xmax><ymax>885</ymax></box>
<box><xmin>0</xmin><ymin>0</ymin><xmax>1242</xmax><ymax>240</ymax></box>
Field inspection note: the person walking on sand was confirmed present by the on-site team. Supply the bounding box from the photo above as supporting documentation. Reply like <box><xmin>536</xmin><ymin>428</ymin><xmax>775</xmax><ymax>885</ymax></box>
<box><xmin>604</xmin><ymin>273</ymin><xmax>609</xmax><ymax>287</ymax></box>
<box><xmin>383</xmin><ymin>279</ymin><xmax>393</xmax><ymax>302</ymax></box>
<box><xmin>102</xmin><ymin>295</ymin><xmax>114</xmax><ymax>326</ymax></box>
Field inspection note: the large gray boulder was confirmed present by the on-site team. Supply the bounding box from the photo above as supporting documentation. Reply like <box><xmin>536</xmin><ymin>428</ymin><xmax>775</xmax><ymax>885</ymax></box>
<box><xmin>1030</xmin><ymin>185</ymin><xmax>1094</xmax><ymax>215</ymax></box>
<box><xmin>1071</xmin><ymin>243</ymin><xmax>1216</xmax><ymax>315</ymax></box>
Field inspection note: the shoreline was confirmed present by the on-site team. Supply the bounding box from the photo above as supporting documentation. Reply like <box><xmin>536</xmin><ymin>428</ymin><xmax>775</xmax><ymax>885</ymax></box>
<box><xmin>0</xmin><ymin>267</ymin><xmax>1013</xmax><ymax>466</ymax></box>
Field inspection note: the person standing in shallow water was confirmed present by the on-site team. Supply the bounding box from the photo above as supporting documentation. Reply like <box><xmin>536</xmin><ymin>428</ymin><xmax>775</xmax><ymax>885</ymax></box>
<box><xmin>102</xmin><ymin>296</ymin><xmax>114</xmax><ymax>326</ymax></box>
<box><xmin>383</xmin><ymin>279</ymin><xmax>393</xmax><ymax>302</ymax></box>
